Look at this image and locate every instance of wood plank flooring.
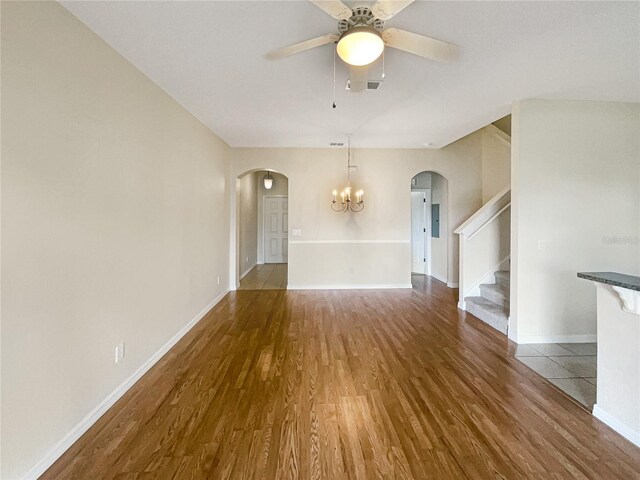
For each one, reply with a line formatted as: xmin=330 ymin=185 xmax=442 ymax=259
xmin=42 ymin=275 xmax=640 ymax=479
xmin=239 ymin=264 xmax=287 ymax=290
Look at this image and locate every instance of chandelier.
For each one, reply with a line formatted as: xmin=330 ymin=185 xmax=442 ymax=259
xmin=331 ymin=136 xmax=364 ymax=212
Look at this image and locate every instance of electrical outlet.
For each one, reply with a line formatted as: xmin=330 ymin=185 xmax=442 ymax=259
xmin=114 ymin=342 xmax=125 ymax=364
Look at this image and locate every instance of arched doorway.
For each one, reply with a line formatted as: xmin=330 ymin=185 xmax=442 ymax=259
xmin=235 ymin=169 xmax=289 ymax=290
xmin=410 ymin=171 xmax=449 ymax=287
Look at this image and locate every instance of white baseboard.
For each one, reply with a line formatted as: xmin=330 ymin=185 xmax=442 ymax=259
xmin=239 ymin=263 xmax=256 ymax=280
xmin=593 ymin=404 xmax=640 ymax=448
xmin=287 ymin=283 xmax=413 ymax=290
xmin=430 ymin=272 xmax=447 ymax=284
xmin=515 ymin=334 xmax=597 ymax=344
xmin=20 ymin=289 xmax=229 ymax=480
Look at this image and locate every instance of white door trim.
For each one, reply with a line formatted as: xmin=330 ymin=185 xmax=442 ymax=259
xmin=263 ymin=195 xmax=288 ymax=264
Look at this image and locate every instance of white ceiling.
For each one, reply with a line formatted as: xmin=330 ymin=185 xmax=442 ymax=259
xmin=61 ymin=1 xmax=639 ymax=148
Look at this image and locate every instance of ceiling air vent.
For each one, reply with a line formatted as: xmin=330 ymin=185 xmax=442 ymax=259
xmin=345 ymin=80 xmax=382 ymax=91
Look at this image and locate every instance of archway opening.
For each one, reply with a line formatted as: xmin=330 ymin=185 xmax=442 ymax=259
xmin=236 ymin=170 xmax=289 ymax=290
xmin=410 ymin=171 xmax=449 ymax=288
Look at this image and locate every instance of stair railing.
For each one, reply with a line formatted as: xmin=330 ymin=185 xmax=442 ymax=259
xmin=454 ymin=187 xmax=511 ymax=310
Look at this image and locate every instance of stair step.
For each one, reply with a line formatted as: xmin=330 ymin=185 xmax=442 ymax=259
xmin=494 ymin=270 xmax=510 ymax=288
xmin=480 ymin=283 xmax=510 ymax=308
xmin=465 ymin=297 xmax=508 ymax=335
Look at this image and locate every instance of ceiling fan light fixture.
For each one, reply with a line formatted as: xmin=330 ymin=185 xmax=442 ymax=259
xmin=336 ymin=27 xmax=384 ymax=67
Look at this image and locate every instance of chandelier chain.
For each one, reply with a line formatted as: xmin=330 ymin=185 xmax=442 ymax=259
xmin=331 ymin=135 xmax=364 ymax=213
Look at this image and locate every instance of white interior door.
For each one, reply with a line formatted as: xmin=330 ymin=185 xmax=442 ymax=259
xmin=264 ymin=196 xmax=288 ymax=263
xmin=411 ymin=190 xmax=431 ymax=274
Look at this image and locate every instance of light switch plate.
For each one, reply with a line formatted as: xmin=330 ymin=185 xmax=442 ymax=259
xmin=115 ymin=342 xmax=125 ymax=363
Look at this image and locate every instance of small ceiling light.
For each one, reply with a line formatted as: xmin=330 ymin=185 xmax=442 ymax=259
xmin=263 ymin=171 xmax=273 ymax=190
xmin=336 ymin=27 xmax=384 ymax=67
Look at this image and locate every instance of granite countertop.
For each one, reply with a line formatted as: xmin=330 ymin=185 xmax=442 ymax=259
xmin=577 ymin=272 xmax=640 ymax=292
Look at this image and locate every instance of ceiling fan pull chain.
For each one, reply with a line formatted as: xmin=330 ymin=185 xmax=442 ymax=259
xmin=332 ymin=44 xmax=337 ymax=108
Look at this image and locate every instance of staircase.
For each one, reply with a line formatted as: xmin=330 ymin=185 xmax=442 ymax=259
xmin=465 ymin=270 xmax=509 ymax=334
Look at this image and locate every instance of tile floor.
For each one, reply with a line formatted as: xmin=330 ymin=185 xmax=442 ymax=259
xmin=515 ymin=343 xmax=597 ymax=408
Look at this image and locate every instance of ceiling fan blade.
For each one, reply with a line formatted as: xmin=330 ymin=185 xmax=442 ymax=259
xmin=310 ymin=0 xmax=353 ymax=20
xmin=382 ymin=28 xmax=459 ymax=63
xmin=266 ymin=33 xmax=339 ymax=60
xmin=370 ymin=0 xmax=415 ymax=20
xmin=348 ymin=65 xmax=369 ymax=93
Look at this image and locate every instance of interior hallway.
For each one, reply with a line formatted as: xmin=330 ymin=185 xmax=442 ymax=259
xmin=42 ymin=277 xmax=640 ymax=479
xmin=239 ymin=264 xmax=287 ymax=290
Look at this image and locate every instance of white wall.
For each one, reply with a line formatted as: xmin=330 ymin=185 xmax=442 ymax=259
xmin=1 ymin=3 xmax=230 ymax=478
xmin=238 ymin=172 xmax=258 ymax=277
xmin=257 ymin=172 xmax=288 ymax=264
xmin=230 ymin=135 xmax=484 ymax=289
xmin=594 ymin=284 xmax=640 ymax=445
xmin=510 ymin=99 xmax=640 ymax=343
xmin=481 ymin=125 xmax=511 ymax=203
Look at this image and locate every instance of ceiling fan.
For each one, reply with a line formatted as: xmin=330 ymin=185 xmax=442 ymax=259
xmin=267 ymin=0 xmax=459 ymax=92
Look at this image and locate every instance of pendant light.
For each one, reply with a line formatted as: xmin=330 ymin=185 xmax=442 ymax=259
xmin=263 ymin=171 xmax=274 ymax=190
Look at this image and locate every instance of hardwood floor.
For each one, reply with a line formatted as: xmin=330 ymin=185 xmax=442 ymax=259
xmin=239 ymin=263 xmax=287 ymax=290
xmin=42 ymin=276 xmax=640 ymax=479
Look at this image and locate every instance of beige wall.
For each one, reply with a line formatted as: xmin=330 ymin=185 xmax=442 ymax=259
xmin=492 ymin=114 xmax=512 ymax=137
xmin=430 ymin=173 xmax=449 ymax=283
xmin=481 ymin=126 xmax=511 ymax=203
xmin=461 ymin=207 xmax=511 ymax=298
xmin=230 ymin=135 xmax=484 ymax=288
xmin=510 ymin=99 xmax=640 ymax=343
xmin=1 ymin=3 xmax=230 ymax=478
xmin=412 ymin=171 xmax=432 ymax=189
xmin=238 ymin=172 xmax=259 ymax=277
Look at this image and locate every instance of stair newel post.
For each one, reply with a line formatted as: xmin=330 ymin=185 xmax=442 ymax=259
xmin=458 ymin=233 xmax=466 ymax=310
